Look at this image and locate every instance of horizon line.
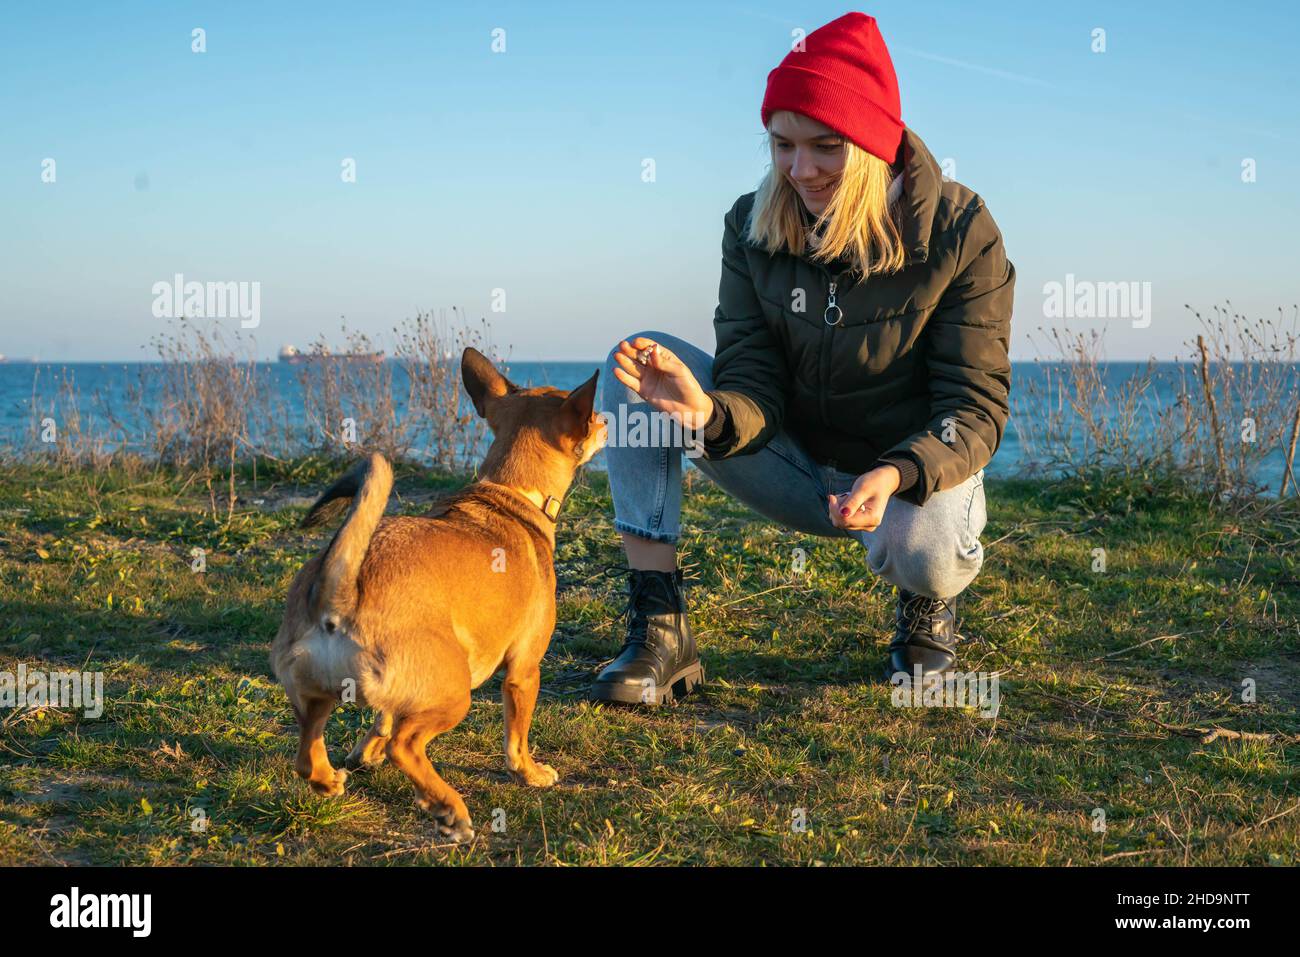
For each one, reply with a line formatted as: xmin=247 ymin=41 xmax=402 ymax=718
xmin=3 ymin=356 xmax=1298 ymax=366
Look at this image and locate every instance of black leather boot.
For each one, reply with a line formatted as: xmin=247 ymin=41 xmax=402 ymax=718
xmin=590 ymin=567 xmax=704 ymax=706
xmin=885 ymin=588 xmax=959 ymax=681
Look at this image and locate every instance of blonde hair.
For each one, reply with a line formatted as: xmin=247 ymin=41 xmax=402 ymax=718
xmin=746 ymin=132 xmax=906 ymax=279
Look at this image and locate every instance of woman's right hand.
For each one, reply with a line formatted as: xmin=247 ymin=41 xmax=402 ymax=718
xmin=611 ymin=337 xmax=714 ymax=431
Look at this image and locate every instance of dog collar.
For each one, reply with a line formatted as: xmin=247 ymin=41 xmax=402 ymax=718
xmin=483 ymin=480 xmax=562 ymax=523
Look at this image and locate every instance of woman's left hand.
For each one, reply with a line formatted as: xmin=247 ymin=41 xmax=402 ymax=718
xmin=827 ymin=465 xmax=901 ymax=532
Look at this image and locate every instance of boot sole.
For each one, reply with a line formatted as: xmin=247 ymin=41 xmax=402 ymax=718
xmin=882 ymin=660 xmax=957 ymax=683
xmin=589 ymin=661 xmax=705 ymax=706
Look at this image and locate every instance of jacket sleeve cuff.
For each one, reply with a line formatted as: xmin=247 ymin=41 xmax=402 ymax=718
xmin=702 ymin=393 xmax=729 ymax=442
xmin=875 ymin=454 xmax=920 ymax=495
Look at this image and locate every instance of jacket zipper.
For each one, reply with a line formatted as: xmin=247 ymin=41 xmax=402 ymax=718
xmin=818 ymin=265 xmax=846 ymax=428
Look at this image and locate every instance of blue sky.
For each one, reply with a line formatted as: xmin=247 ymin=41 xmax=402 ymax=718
xmin=2 ymin=0 xmax=1297 ymax=361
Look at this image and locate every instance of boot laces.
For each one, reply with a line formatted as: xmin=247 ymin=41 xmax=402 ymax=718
xmin=593 ymin=562 xmax=699 ymax=651
xmin=901 ymin=593 xmax=954 ymax=640
xmin=623 ymin=572 xmax=653 ymax=646
xmin=592 ymin=563 xmax=668 ymax=649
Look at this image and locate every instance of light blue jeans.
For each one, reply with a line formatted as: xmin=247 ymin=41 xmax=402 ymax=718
xmin=600 ymin=331 xmax=987 ymax=599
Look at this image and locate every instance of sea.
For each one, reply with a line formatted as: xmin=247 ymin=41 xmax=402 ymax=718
xmin=2 ymin=360 xmax=1298 ymax=494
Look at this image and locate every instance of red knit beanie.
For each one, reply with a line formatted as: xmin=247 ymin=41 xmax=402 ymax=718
xmin=760 ymin=12 xmax=904 ymax=164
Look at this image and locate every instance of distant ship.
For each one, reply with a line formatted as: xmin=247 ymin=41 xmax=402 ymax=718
xmin=278 ymin=344 xmax=385 ymax=365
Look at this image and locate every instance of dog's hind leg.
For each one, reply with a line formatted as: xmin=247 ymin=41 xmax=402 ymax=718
xmin=345 ymin=710 xmax=393 ymax=771
xmin=502 ymin=662 xmax=559 ymax=787
xmin=293 ymin=697 xmax=348 ymax=797
xmin=386 ymin=701 xmax=474 ymax=844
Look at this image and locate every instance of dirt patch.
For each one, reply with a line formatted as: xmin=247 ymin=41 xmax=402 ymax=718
xmin=1235 ymin=656 xmax=1300 ymax=710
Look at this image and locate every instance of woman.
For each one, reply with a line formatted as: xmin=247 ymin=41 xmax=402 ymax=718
xmin=591 ymin=12 xmax=1013 ymax=706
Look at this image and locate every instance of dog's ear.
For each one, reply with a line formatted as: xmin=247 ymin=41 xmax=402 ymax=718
xmin=559 ymin=369 xmax=600 ymax=436
xmin=462 ymin=347 xmax=516 ymax=418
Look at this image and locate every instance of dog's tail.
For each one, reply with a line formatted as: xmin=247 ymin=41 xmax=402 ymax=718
xmin=301 ymin=452 xmax=393 ymax=632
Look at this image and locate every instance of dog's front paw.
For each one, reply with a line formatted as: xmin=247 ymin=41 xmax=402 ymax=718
xmin=308 ymin=767 xmax=349 ymax=798
xmin=513 ymin=761 xmax=560 ymax=788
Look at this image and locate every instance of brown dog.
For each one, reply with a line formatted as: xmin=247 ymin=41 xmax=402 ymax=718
xmin=270 ymin=348 xmax=607 ymax=842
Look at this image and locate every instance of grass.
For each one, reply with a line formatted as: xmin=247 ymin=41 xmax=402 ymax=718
xmin=0 ymin=457 xmax=1297 ymax=866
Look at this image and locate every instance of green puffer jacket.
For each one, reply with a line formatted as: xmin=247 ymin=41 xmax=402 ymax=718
xmin=699 ymin=127 xmax=1014 ymax=508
